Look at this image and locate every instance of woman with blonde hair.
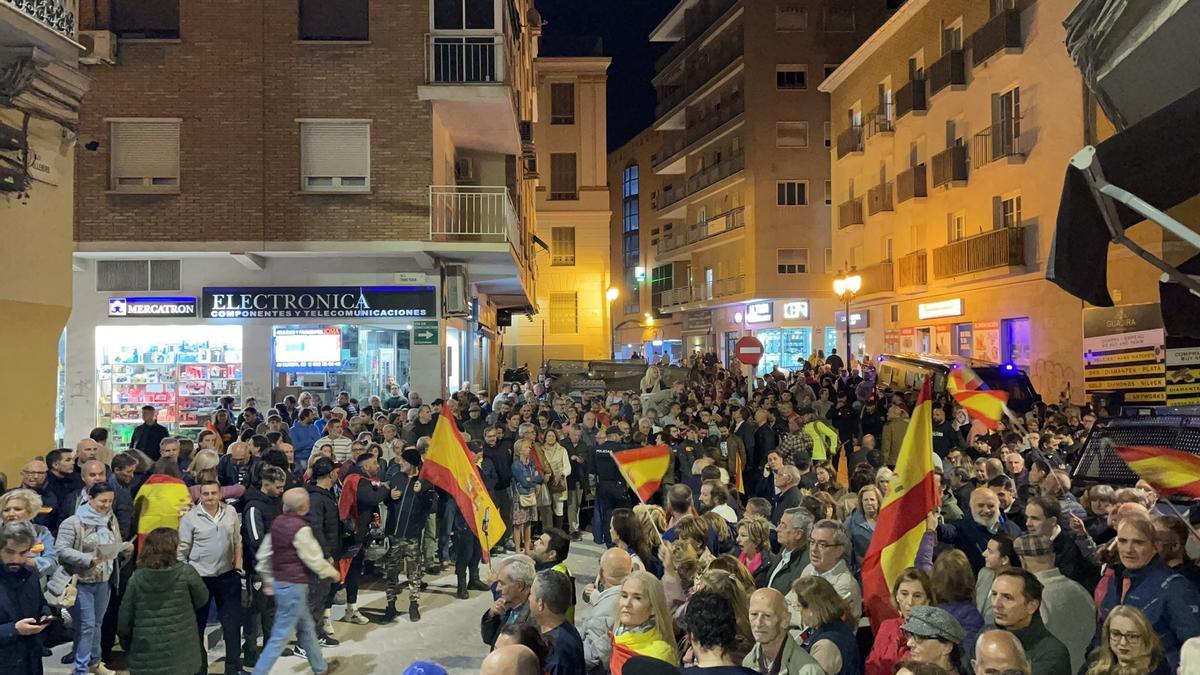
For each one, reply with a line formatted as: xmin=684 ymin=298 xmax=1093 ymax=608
xmin=792 ymin=576 xmax=860 ymax=675
xmin=735 ymin=515 xmax=774 ymax=588
xmin=875 ymin=467 xmax=896 ymax=498
xmin=609 ymin=571 xmax=678 ymax=675
xmin=672 ymin=515 xmax=716 ymax=569
xmin=511 ymin=438 xmax=543 ymax=554
xmin=1085 ymin=604 xmax=1170 ymax=675
xmin=185 ymin=449 xmax=245 ymax=503
xmin=0 ymin=489 xmax=58 ymax=580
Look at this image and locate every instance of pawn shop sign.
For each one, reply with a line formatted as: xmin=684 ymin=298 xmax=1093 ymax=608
xmin=734 ymin=336 xmax=765 ymax=366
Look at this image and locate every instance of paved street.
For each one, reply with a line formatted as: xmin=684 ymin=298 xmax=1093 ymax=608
xmin=45 ymin=540 xmax=606 ymax=675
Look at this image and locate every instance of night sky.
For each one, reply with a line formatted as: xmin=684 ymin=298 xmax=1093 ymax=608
xmin=536 ymin=0 xmax=677 ymax=151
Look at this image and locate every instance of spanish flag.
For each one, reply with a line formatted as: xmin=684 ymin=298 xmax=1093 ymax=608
xmin=612 ymin=445 xmax=671 ymax=503
xmin=1116 ymin=445 xmax=1200 ymax=498
xmin=421 ymin=403 xmax=505 ymax=562
xmin=860 ymin=377 xmax=939 ymax=629
xmin=730 ymin=443 xmax=745 ymax=495
xmin=947 ymin=364 xmax=1007 ymax=430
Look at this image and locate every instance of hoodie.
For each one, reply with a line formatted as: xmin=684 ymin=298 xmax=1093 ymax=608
xmin=240 ymin=486 xmax=282 ymax=576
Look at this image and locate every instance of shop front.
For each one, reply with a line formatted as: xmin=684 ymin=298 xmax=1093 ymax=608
xmin=66 ymin=270 xmax=447 ymax=447
xmin=714 ymin=300 xmax=827 ymax=376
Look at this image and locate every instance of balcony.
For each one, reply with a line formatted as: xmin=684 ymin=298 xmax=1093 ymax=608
xmin=970 ymin=9 xmax=1023 ymax=67
xmin=685 ymin=151 xmax=744 ymax=197
xmin=654 ymin=0 xmax=740 ymax=74
xmin=865 ymin=103 xmax=895 ymax=140
xmin=896 ymin=164 xmax=928 ymax=203
xmin=651 ymin=136 xmax=687 ymax=171
xmin=838 ymin=197 xmax=864 ymax=229
xmin=972 ymin=121 xmax=1024 ymax=169
xmin=419 ymin=33 xmax=520 ymax=155
xmin=867 ymin=182 xmax=894 ymax=216
xmin=656 ymin=206 xmax=745 ymax=258
xmin=656 ymin=184 xmax=687 ymax=213
xmin=1 ymin=0 xmax=79 ymax=59
xmin=429 ymin=185 xmax=519 ymax=249
xmin=931 ymin=145 xmax=969 ymax=188
xmin=932 ymin=226 xmax=1026 ymax=279
xmin=836 ymin=125 xmax=864 ymax=159
xmin=653 ymin=93 xmax=744 ymax=174
xmin=654 ymin=32 xmax=744 ymax=122
xmin=896 ymin=78 xmax=927 ymax=118
xmin=898 ymin=250 xmax=928 ymax=289
xmin=860 ymin=261 xmax=895 ymax=295
xmin=928 ymin=50 xmax=966 ymax=97
xmin=659 ymin=274 xmax=746 ymax=311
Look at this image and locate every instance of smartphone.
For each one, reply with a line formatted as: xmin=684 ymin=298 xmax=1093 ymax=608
xmin=34 ymin=616 xmax=52 ymax=625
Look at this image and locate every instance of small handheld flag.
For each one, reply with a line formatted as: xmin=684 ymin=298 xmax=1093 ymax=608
xmin=947 ymin=364 xmax=1008 ymax=430
xmin=1116 ymin=445 xmax=1200 ymax=498
xmin=612 ymin=445 xmax=671 ymax=503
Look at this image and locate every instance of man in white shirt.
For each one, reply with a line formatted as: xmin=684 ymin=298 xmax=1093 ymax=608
xmin=179 ymin=480 xmax=244 ymax=673
xmin=320 ymin=418 xmax=353 ymax=463
xmin=797 ymin=519 xmax=862 ymax=626
xmin=698 ymin=479 xmax=738 ymax=524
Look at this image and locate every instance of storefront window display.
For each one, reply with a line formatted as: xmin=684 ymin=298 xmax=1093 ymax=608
xmin=756 ymin=328 xmax=812 ymax=375
xmin=96 ymin=325 xmax=243 ymax=448
xmin=271 ymin=324 xmax=410 ymax=407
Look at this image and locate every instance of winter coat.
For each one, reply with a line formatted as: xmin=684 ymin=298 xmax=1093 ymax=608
xmin=0 ymin=565 xmax=50 ymax=675
xmin=240 ymin=487 xmax=282 ymax=577
xmin=541 ymin=443 xmax=572 ymax=503
xmin=881 ymin=417 xmax=909 ymax=466
xmin=117 ymin=563 xmax=208 ymax=675
xmin=382 ymin=468 xmax=434 ymax=540
xmin=1096 ymin=556 xmax=1200 ymax=670
xmin=305 ymin=483 xmax=341 ymax=559
xmin=54 ymin=510 xmax=122 ymax=584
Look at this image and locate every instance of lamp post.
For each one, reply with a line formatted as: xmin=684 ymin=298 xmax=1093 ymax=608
xmin=833 ymin=268 xmax=862 ymax=367
xmin=606 ymin=286 xmax=620 ymax=359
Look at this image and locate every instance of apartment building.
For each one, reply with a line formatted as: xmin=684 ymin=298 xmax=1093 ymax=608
xmin=608 ymin=127 xmax=676 ymax=361
xmin=1 ymin=0 xmax=90 ymax=467
xmin=820 ymin=0 xmax=1111 ymax=398
xmin=503 ymin=53 xmax=613 ymax=370
xmin=64 ymin=0 xmax=541 ymax=446
xmin=642 ymin=0 xmax=894 ymax=370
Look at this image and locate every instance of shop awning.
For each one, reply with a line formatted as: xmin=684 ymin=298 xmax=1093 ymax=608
xmin=1048 ymin=86 xmax=1200 ymax=326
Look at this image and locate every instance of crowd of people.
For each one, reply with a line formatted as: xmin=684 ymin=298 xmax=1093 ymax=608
xmin=4 ymin=348 xmax=1200 ymax=675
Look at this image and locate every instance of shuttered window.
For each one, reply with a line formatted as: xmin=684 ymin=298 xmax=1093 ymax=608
xmin=548 ymin=292 xmax=578 ymax=334
xmin=96 ymin=259 xmax=181 ymax=291
xmin=549 ymin=153 xmax=577 ymax=200
xmin=551 ymin=83 xmax=575 ymax=124
xmin=109 ymin=120 xmax=180 ymax=193
xmin=300 ymin=121 xmax=371 ymax=193
xmin=551 ymin=227 xmax=576 ymax=266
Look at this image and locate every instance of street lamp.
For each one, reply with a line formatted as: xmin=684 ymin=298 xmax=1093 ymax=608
xmin=833 ymin=269 xmax=862 ymax=365
xmin=606 ymin=287 xmax=620 ymax=358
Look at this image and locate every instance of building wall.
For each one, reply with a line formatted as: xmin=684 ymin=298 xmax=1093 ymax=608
xmin=823 ymin=0 xmax=1114 ymax=399
xmin=504 ymin=57 xmax=613 ymax=371
xmin=75 ymin=0 xmax=434 ymax=243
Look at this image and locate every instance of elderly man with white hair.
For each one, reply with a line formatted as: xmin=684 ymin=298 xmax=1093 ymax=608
xmin=798 ymin=519 xmax=862 ymax=625
xmin=770 ymin=465 xmax=803 ymax=525
xmin=480 ymin=555 xmax=539 ymax=649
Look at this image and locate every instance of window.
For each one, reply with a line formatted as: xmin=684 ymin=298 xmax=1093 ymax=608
xmin=624 ymin=269 xmax=641 ymax=315
xmin=991 ymin=0 xmax=1017 ymax=16
xmin=1000 ymin=193 xmax=1022 ymax=229
xmin=777 ymin=248 xmax=809 ymax=274
xmin=775 ymin=5 xmax=807 ymax=30
xmin=949 ymin=211 xmax=966 ymax=241
xmin=300 ymin=0 xmax=368 ymax=41
xmin=433 ymin=0 xmax=495 ymax=30
xmin=548 ymin=293 xmax=578 ymax=334
xmin=776 ymin=65 xmax=808 ymax=90
xmin=777 ymin=180 xmax=808 ymax=206
xmin=551 ymin=83 xmax=576 ymax=125
xmin=824 ymin=180 xmax=832 ymax=205
xmin=824 ymin=121 xmax=832 ymax=148
xmin=551 ymin=227 xmax=576 ymax=265
xmin=941 ymin=18 xmax=963 ymax=54
xmin=823 ymin=8 xmax=855 ymax=32
xmin=111 ymin=0 xmax=180 ymax=39
xmin=776 ymin=122 xmax=809 ymax=148
xmin=994 ymin=87 xmax=1021 ymax=155
xmin=550 ymin=153 xmax=577 ymax=200
xmin=300 ymin=121 xmax=371 ymax=193
xmin=109 ymin=120 xmax=181 ymax=193
xmin=622 ymin=163 xmax=639 ymax=198
xmin=623 ymin=232 xmax=640 ymax=269
xmin=650 ymin=264 xmax=674 ymax=308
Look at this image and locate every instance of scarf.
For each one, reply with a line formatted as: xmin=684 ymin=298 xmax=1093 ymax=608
xmin=614 ymin=617 xmax=657 ymax=639
xmin=76 ymin=503 xmax=115 ymax=545
xmin=739 ymin=550 xmax=764 ymax=575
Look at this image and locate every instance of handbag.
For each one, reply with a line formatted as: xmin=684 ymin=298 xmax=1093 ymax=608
xmin=548 ymin=474 xmax=568 ymax=494
xmin=47 ymin=569 xmax=79 ymax=608
xmin=518 ymin=490 xmax=538 ymax=508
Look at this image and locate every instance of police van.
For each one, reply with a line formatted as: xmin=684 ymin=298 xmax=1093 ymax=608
xmin=874 ymin=353 xmax=1042 ymax=415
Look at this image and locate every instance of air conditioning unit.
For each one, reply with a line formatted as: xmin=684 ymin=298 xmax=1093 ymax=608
xmin=522 ymin=154 xmax=538 ymax=179
xmin=454 ymin=158 xmax=476 ymax=184
xmin=79 ymin=31 xmax=118 ymax=65
xmin=443 ymin=263 xmax=470 ymax=316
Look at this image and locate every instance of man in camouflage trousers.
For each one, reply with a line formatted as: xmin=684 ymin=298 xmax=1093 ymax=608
xmin=382 ymin=448 xmax=434 ymax=622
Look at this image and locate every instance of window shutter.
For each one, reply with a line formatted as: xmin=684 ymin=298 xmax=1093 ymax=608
xmin=111 ymin=121 xmax=180 ymax=187
xmin=301 ymin=122 xmax=371 ymax=189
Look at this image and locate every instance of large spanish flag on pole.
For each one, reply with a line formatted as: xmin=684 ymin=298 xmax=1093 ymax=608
xmin=1117 ymin=445 xmax=1200 ymax=498
xmin=947 ymin=364 xmax=1008 ymax=430
xmin=612 ymin=445 xmax=671 ymax=503
xmin=421 ymin=403 xmax=505 ymax=562
xmin=860 ymin=377 xmax=939 ymax=629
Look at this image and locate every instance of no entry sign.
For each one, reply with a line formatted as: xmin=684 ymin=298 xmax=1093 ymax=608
xmin=734 ymin=336 xmax=765 ymax=366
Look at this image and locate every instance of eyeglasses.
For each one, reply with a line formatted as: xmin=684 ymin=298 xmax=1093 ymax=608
xmin=809 ymin=539 xmax=843 ymax=551
xmin=1109 ymin=630 xmax=1143 ymax=645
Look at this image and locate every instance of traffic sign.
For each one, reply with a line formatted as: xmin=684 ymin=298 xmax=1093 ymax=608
xmin=734 ymin=336 xmax=765 ymax=366
xmin=412 ymin=319 xmax=439 ymax=346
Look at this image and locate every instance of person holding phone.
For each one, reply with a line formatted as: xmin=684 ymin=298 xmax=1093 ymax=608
xmin=0 ymin=521 xmax=53 ymax=675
